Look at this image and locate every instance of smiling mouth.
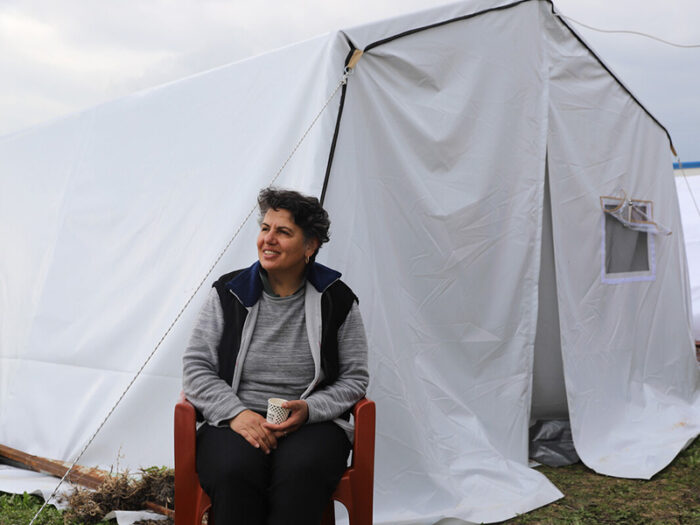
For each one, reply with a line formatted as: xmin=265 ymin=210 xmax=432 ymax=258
xmin=262 ymin=250 xmax=278 ymax=255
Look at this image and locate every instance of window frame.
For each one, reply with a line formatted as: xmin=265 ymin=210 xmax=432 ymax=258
xmin=600 ymin=195 xmax=656 ymax=284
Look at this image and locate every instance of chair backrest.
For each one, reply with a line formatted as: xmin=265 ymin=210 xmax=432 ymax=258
xmin=324 ymin=397 xmax=375 ymax=525
xmin=348 ymin=398 xmax=376 ymax=497
xmin=174 ymin=392 xmax=211 ymax=525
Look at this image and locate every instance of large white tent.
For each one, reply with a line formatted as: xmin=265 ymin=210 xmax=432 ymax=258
xmin=1 ymin=0 xmax=698 ymax=523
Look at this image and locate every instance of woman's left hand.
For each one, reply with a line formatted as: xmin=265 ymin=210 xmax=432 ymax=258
xmin=263 ymin=399 xmax=309 ymax=438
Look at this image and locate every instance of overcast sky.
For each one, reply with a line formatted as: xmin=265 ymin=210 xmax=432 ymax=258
xmin=1 ymin=0 xmax=699 ymax=160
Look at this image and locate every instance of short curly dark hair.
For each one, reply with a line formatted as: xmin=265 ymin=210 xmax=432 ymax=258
xmin=257 ymin=187 xmax=330 ymax=261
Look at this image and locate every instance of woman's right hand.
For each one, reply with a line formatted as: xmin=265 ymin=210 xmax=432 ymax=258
xmin=229 ymin=410 xmax=277 ymax=454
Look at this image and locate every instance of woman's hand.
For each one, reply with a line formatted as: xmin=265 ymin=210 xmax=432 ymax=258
xmin=263 ymin=400 xmax=309 ymax=439
xmin=229 ymin=409 xmax=277 ymax=454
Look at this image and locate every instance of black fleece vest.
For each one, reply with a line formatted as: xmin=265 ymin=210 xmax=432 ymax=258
xmin=212 ymin=270 xmax=358 ymax=391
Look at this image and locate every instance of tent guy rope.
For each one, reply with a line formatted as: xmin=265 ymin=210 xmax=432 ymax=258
xmin=28 ymin=58 xmax=361 ymax=525
xmin=555 ymin=12 xmax=700 ymax=49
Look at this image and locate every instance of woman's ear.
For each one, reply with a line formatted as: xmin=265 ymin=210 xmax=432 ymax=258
xmin=305 ymin=237 xmax=320 ymax=259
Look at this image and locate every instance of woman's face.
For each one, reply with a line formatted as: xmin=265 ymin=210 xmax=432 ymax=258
xmin=257 ymin=208 xmax=318 ymax=277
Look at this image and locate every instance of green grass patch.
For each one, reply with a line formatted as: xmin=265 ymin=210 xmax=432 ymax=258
xmin=0 ymin=491 xmax=110 ymax=525
xmin=502 ymin=437 xmax=700 ymax=524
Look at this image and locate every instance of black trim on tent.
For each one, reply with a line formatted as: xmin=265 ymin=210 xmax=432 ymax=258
xmin=544 ymin=1 xmax=675 ymax=153
xmin=320 ymin=47 xmax=357 ymax=206
xmin=321 ymin=0 xmax=675 ymax=203
xmin=364 ymin=0 xmax=532 ymax=52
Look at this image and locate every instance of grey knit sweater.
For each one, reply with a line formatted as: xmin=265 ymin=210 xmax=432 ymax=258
xmin=182 ymin=281 xmax=369 ymax=436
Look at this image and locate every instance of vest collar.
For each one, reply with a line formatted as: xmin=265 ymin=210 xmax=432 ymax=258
xmin=226 ymin=260 xmax=341 ymax=307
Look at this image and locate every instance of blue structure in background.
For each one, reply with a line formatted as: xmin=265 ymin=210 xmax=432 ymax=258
xmin=674 ymin=161 xmax=700 ymax=169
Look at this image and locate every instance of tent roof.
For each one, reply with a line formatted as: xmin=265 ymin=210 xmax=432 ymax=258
xmin=339 ymin=0 xmax=674 ymax=150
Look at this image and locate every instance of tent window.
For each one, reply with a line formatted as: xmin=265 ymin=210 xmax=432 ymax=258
xmin=600 ymin=195 xmax=657 ymax=284
xmin=604 ymin=203 xmax=649 ymax=273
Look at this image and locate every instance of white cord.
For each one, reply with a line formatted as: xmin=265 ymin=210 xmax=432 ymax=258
xmin=28 ymin=65 xmax=354 ymax=525
xmin=556 ymin=12 xmax=700 ymax=48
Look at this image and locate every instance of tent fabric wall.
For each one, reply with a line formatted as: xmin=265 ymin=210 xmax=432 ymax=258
xmin=676 ymin=173 xmax=700 ymax=341
xmin=1 ymin=1 xmax=698 ymax=524
xmin=544 ymin=9 xmax=699 ymax=478
xmin=322 ymin=3 xmax=564 ymax=522
xmin=0 ymin=32 xmax=348 ymax=467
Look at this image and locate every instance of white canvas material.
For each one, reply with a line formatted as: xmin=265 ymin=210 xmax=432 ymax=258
xmin=676 ymin=174 xmax=700 ymax=341
xmin=1 ymin=1 xmax=698 ymax=524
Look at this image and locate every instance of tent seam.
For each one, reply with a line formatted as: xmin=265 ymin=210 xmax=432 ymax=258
xmin=320 ymin=43 xmax=356 ymax=205
xmin=545 ymin=0 xmax=675 ymax=154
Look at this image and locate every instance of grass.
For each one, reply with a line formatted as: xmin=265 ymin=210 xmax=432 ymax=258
xmin=501 ymin=437 xmax=700 ymax=524
xmin=0 ymin=491 xmax=115 ymax=525
xmin=0 ymin=492 xmax=64 ymax=525
xmin=1 ymin=440 xmax=698 ymax=524
xmin=0 ymin=492 xmax=111 ymax=525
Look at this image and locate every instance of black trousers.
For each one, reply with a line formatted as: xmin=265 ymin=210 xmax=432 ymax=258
xmin=196 ymin=421 xmax=351 ymax=525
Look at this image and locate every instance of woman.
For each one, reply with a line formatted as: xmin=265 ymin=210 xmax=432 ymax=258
xmin=182 ymin=187 xmax=369 ymax=525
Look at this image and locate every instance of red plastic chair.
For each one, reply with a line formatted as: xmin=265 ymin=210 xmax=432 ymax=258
xmin=174 ymin=393 xmax=375 ymax=525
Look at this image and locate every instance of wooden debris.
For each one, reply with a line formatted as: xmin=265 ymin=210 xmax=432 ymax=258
xmin=0 ymin=443 xmax=106 ymax=490
xmin=145 ymin=501 xmax=175 ymax=518
xmin=0 ymin=444 xmax=175 ymax=519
